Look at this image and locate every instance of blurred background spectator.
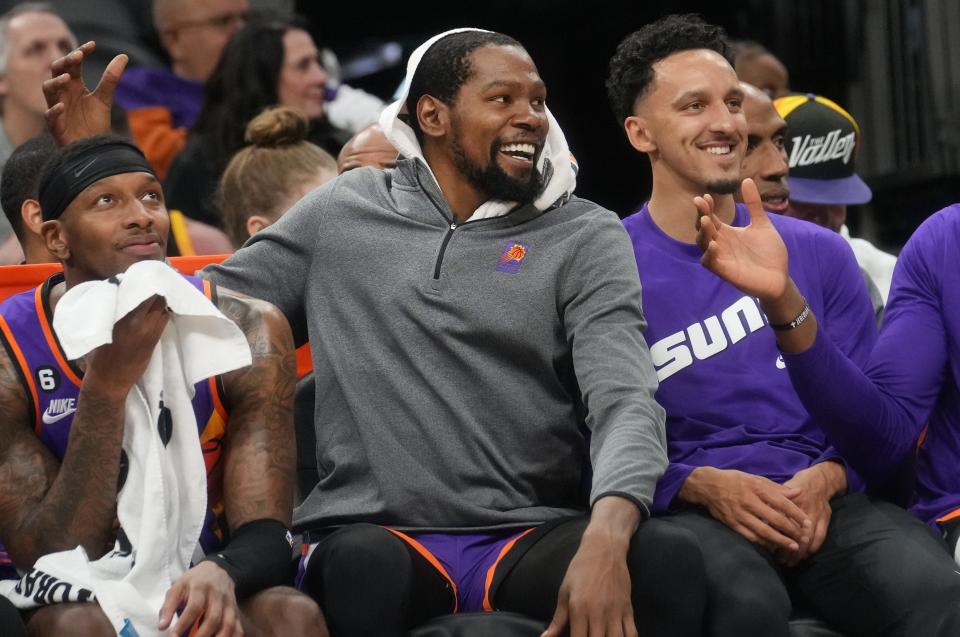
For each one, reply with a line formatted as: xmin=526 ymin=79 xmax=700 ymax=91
xmin=336 ymin=123 xmax=397 ymax=174
xmin=0 ymin=0 xmax=953 ymax=253
xmin=0 ymin=2 xmax=74 ymax=243
xmin=163 ymin=13 xmax=349 ymax=229
xmin=219 ymin=106 xmax=337 ymax=249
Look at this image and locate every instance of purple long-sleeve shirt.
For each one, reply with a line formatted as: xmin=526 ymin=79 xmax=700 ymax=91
xmin=785 ymin=205 xmax=960 ymax=526
xmin=623 ymin=203 xmax=877 ymax=513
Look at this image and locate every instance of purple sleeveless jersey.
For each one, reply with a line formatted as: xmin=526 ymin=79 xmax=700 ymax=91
xmin=0 ymin=273 xmax=230 ymax=579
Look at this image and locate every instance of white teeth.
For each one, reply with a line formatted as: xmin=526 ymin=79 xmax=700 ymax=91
xmin=706 ymin=146 xmax=731 ymax=155
xmin=501 ymin=143 xmax=536 ymax=156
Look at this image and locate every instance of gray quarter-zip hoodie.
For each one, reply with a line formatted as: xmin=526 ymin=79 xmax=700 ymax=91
xmin=202 ymin=158 xmax=666 ymax=531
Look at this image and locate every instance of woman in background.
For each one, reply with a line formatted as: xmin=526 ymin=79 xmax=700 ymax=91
xmin=220 ymin=106 xmax=337 ymax=249
xmin=165 ymin=13 xmax=349 ymax=228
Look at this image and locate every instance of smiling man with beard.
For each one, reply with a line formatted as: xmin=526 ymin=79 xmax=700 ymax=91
xmin=202 ymin=28 xmax=706 ymax=637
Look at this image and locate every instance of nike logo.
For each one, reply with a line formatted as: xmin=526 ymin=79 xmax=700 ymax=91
xmin=42 ymin=398 xmax=77 ymax=425
xmin=776 ymin=355 xmax=786 ymax=370
xmin=74 ymin=158 xmax=98 ymax=177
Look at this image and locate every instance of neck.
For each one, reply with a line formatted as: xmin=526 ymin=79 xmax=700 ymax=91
xmin=646 ymin=170 xmax=737 ymax=244
xmin=422 ymin=144 xmax=485 ymax=224
xmin=171 ymin=60 xmax=204 ymax=84
xmin=3 ymin=103 xmax=45 ymax=146
xmin=23 ymin=237 xmax=58 ymax=267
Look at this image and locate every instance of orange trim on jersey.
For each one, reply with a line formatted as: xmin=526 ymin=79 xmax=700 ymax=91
xmin=917 ymin=425 xmax=929 ymax=449
xmin=936 ymin=508 xmax=960 ymax=524
xmin=34 ymin=286 xmax=82 ymax=387
xmin=383 ymin=527 xmax=459 ymax=613
xmin=482 ymin=528 xmax=535 ymax=611
xmin=0 ymin=315 xmax=41 ymax=433
xmin=202 ymin=278 xmax=213 ymax=301
xmin=208 ymin=376 xmax=228 ymax=422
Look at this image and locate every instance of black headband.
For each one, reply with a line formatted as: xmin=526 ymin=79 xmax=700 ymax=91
xmin=38 ymin=141 xmax=156 ymax=221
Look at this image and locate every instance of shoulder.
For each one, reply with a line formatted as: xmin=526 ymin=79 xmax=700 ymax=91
xmin=768 ymin=211 xmax=854 ymax=260
xmin=214 ymin=287 xmax=289 ymax=336
xmin=546 ymin=196 xmax=625 ymax=232
xmin=905 ymin=205 xmax=960 ymax=255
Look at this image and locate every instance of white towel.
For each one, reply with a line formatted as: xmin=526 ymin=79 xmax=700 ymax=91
xmin=378 ymin=27 xmax=578 ymax=221
xmin=0 ymin=260 xmax=251 ymax=636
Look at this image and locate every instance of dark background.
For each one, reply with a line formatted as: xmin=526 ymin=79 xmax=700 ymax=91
xmin=16 ymin=0 xmax=958 ymax=250
xmin=301 ymin=0 xmax=960 ymax=250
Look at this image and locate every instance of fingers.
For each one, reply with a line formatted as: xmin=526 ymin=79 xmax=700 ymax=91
xmin=94 ymin=53 xmax=129 ymax=104
xmin=49 ymin=42 xmax=94 ymax=80
xmin=739 ymin=514 xmax=801 ymax=552
xmin=739 ymin=178 xmax=770 ymax=225
xmin=807 ymin=509 xmax=830 ymax=555
xmin=157 ymin=582 xmax=184 ymax=630
xmin=194 ymin=597 xmax=224 ymax=637
xmin=623 ymin=613 xmax=639 ymax=637
xmin=42 ymin=72 xmax=71 ymax=110
xmin=171 ymin=595 xmax=205 ymax=636
xmin=541 ymin=598 xmax=569 ymax=637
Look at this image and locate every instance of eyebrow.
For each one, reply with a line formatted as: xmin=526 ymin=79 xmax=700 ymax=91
xmin=672 ymin=90 xmax=709 ymax=106
xmin=481 ymin=79 xmax=546 ymax=92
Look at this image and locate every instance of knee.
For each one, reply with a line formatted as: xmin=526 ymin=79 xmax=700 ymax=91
xmin=27 ymin=603 xmax=113 ymax=637
xmin=314 ymin=524 xmax=409 ymax=575
xmin=628 ymin=521 xmax=705 ymax=589
xmin=245 ymin=586 xmax=328 ymax=637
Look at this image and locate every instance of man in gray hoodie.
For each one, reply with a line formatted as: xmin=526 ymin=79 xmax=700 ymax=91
xmin=203 ymin=29 xmax=704 ymax=637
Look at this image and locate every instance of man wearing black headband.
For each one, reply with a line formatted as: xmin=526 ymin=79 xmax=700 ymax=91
xmin=0 ymin=134 xmax=327 ymax=636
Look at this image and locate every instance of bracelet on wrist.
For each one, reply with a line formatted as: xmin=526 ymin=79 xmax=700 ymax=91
xmin=769 ymin=298 xmax=810 ymax=331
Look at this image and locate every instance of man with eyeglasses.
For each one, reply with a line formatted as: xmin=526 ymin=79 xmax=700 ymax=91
xmin=113 ymin=0 xmax=247 ymax=179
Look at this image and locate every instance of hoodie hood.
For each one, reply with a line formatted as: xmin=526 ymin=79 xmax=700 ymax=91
xmin=378 ymin=28 xmax=577 ymax=221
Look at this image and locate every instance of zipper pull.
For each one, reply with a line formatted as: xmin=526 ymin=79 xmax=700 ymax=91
xmin=450 ymin=223 xmax=457 ymax=230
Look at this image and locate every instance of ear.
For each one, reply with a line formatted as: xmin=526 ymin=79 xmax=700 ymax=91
xmin=624 ymin=115 xmax=657 ymax=154
xmin=246 ymin=215 xmax=272 ymax=238
xmin=21 ymin=199 xmax=43 ymax=235
xmin=40 ymin=220 xmax=69 ymax=261
xmin=416 ymin=95 xmax=449 ymax=140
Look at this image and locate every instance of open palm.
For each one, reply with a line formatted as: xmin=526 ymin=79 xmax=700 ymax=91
xmin=696 ymin=178 xmax=790 ymax=301
xmin=42 ymin=41 xmax=127 ymax=146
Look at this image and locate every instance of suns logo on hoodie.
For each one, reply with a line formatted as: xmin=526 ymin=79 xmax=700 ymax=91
xmin=497 ymin=242 xmax=528 ymax=274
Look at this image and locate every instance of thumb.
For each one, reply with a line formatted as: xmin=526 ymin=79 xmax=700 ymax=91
xmin=541 ymin=596 xmax=569 ymax=637
xmin=740 ymin=178 xmax=771 ymax=226
xmin=94 ymin=53 xmax=128 ymax=103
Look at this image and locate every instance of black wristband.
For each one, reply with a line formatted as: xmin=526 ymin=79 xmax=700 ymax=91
xmin=201 ymin=518 xmax=295 ymax=600
xmin=769 ymin=298 xmax=811 ymax=331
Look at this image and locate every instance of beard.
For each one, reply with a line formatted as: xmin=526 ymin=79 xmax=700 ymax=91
xmin=451 ymin=133 xmax=544 ymax=204
xmin=705 ymin=178 xmax=741 ymax=195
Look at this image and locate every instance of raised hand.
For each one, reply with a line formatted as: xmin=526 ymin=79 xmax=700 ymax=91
xmin=42 ymin=40 xmax=128 ymax=146
xmin=696 ymin=178 xmax=790 ymax=303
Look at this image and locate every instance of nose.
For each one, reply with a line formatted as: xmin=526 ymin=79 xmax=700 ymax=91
xmin=311 ymin=61 xmax=328 ymax=87
xmin=759 ymin=143 xmax=789 ymax=180
xmin=123 ymin=200 xmax=156 ymax=229
xmin=511 ymin=100 xmax=547 ymax=132
xmin=709 ymin=103 xmax=740 ymax=136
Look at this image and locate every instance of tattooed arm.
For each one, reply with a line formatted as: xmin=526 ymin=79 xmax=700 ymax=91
xmin=158 ymin=290 xmax=296 ymax=635
xmin=0 ymin=296 xmax=169 ymax=567
xmin=216 ymin=289 xmax=296 ymax=529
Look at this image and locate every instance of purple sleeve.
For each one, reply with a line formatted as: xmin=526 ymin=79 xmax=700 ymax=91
xmin=784 ymin=221 xmax=946 ymax=484
xmin=652 ymin=462 xmax=696 ymax=514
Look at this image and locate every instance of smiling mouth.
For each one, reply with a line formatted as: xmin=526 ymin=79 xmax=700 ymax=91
xmin=761 ymin=190 xmax=790 ymax=212
xmin=704 ymin=145 xmax=733 ymax=156
xmin=499 ymin=143 xmax=537 ymax=163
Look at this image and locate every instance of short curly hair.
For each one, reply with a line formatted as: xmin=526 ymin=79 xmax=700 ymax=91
xmin=606 ymin=14 xmax=730 ymax=125
xmin=405 ymin=30 xmax=522 ymax=139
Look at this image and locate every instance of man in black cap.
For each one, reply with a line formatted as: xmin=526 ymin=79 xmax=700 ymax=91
xmin=775 ymin=93 xmax=897 ymax=305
